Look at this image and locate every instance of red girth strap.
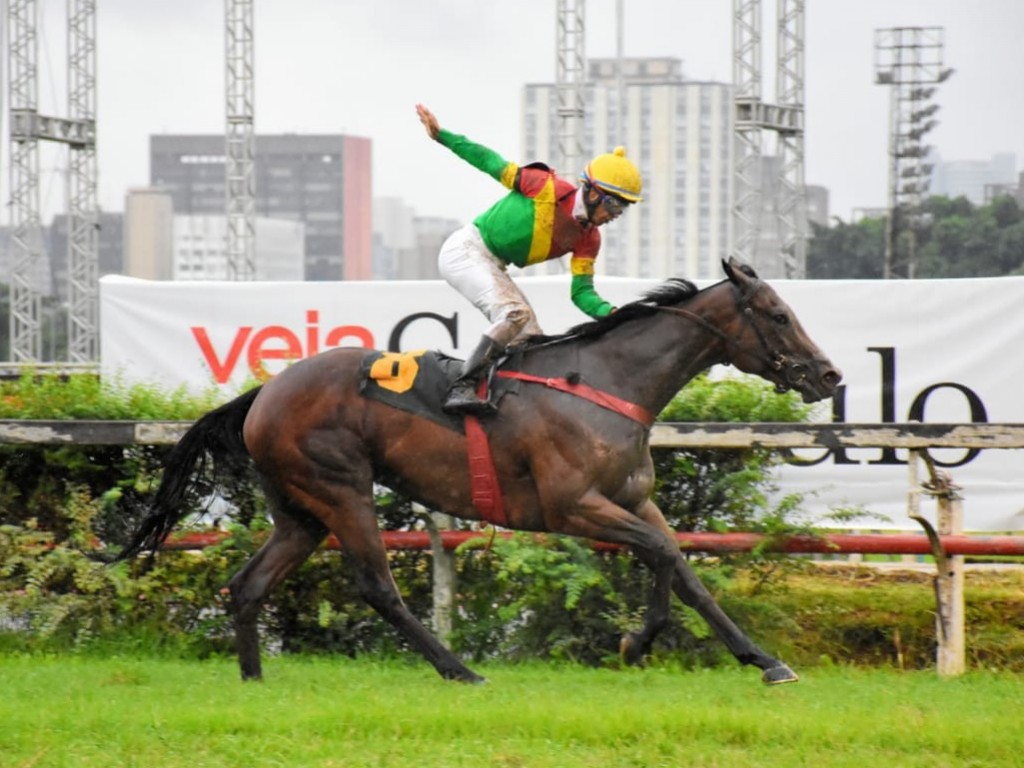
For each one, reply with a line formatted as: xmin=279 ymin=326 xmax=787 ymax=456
xmin=463 ymin=413 xmax=508 ymax=527
xmin=496 ymin=370 xmax=655 ymax=427
xmin=463 ymin=371 xmax=653 ymax=527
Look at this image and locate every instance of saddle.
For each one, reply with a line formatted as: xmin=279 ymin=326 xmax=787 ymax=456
xmin=358 ymin=349 xmax=511 ymax=433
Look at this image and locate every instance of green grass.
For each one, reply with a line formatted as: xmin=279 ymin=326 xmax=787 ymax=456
xmin=1 ymin=656 xmax=1021 ymax=767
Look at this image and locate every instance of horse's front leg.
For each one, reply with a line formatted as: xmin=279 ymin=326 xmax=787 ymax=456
xmin=634 ymin=501 xmax=798 ymax=684
xmin=672 ymin=557 xmax=797 ymax=683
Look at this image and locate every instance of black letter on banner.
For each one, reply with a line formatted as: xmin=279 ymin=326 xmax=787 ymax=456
xmin=868 ymin=346 xmax=904 ymax=466
xmin=785 ymin=384 xmax=859 ymax=467
xmin=388 ymin=312 xmax=459 ymax=352
xmin=908 ymin=383 xmax=988 ymax=467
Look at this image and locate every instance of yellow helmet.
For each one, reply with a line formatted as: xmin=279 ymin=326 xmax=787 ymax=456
xmin=580 ymin=146 xmax=643 ymax=203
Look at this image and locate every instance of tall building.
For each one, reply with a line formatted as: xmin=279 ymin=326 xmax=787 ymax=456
xmin=411 ymin=216 xmax=460 ymax=280
xmin=372 ymin=196 xmax=458 ymax=280
xmin=931 ymin=152 xmax=1018 ymax=205
xmin=150 ymin=134 xmax=372 ymax=280
xmin=124 ymin=188 xmax=174 ymax=280
xmin=805 ymin=185 xmax=830 ymax=229
xmin=172 ymin=216 xmax=305 ymax=281
xmin=983 ymin=170 xmax=1024 ymax=205
xmin=373 ymin=197 xmax=416 ymax=280
xmin=523 ymin=57 xmax=734 ymax=279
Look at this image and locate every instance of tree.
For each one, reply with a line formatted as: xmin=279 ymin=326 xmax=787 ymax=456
xmin=806 ymin=217 xmax=884 ymax=278
xmin=808 ymin=194 xmax=1024 ymax=279
xmin=990 ymin=195 xmax=1022 ymax=229
xmin=1000 ymin=222 xmax=1024 ymax=275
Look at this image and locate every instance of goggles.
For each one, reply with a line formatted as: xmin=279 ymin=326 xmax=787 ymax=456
xmin=597 ymin=189 xmax=629 ymax=216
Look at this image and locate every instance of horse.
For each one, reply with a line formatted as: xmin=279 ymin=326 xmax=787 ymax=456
xmin=119 ymin=257 xmax=841 ymax=685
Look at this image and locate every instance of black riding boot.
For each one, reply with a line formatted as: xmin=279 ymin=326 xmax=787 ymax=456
xmin=443 ymin=336 xmax=504 ymax=416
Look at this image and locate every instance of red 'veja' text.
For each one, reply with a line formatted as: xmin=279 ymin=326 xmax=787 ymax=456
xmin=191 ymin=310 xmax=373 ymax=383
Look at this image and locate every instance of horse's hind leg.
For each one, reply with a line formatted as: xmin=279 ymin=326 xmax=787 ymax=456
xmin=619 ymin=559 xmax=674 ymax=666
xmin=318 ymin=483 xmax=485 ymax=684
xmin=228 ymin=501 xmax=327 ymax=681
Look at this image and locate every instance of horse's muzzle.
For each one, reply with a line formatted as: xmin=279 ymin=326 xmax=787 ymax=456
xmin=797 ymin=362 xmax=842 ymax=403
xmin=775 ymin=358 xmax=842 ymax=403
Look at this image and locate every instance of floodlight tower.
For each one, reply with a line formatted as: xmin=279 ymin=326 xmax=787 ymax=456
xmin=67 ymin=0 xmax=99 ymax=362
xmin=732 ymin=0 xmax=763 ymax=271
xmin=774 ymin=0 xmax=806 ymax=276
xmin=732 ymin=0 xmax=807 ymax=278
xmin=225 ymin=0 xmax=256 ymax=280
xmin=555 ymin=0 xmax=585 ymax=180
xmin=874 ymin=27 xmax=950 ymax=279
xmin=6 ymin=0 xmax=44 ymax=362
xmin=6 ymin=0 xmax=98 ymax=362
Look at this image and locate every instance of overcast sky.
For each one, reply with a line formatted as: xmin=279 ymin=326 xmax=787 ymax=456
xmin=15 ymin=0 xmax=1024 ymax=229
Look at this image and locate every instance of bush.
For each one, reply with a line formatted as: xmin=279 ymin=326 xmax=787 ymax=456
xmin=0 ymin=371 xmax=230 ymax=547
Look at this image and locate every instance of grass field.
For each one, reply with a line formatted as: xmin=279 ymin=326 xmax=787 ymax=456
xmin=1 ymin=655 xmax=1021 ymax=767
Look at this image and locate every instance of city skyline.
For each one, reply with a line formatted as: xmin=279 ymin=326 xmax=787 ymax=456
xmin=1 ymin=0 xmax=1021 ymax=232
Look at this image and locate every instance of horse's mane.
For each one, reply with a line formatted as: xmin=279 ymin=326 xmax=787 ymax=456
xmin=517 ymin=277 xmax=701 ymax=350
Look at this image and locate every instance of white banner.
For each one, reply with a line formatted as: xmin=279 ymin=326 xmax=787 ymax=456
xmin=100 ymin=274 xmax=1024 ymax=532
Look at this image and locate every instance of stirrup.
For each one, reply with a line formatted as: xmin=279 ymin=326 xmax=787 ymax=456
xmin=442 ymin=385 xmax=497 ymax=416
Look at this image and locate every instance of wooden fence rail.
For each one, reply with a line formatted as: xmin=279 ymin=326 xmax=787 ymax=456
xmin=4 ymin=420 xmax=1024 ymax=449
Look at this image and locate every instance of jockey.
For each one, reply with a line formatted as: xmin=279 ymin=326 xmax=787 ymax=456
xmin=415 ymin=103 xmax=643 ymax=416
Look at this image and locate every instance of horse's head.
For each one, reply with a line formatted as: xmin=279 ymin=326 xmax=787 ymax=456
xmin=720 ymin=257 xmax=842 ymax=403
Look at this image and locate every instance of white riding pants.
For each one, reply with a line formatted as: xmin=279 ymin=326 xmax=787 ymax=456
xmin=437 ymin=224 xmax=544 ymax=347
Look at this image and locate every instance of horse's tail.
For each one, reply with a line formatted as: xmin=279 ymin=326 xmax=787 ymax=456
xmin=116 ymin=386 xmax=262 ymax=562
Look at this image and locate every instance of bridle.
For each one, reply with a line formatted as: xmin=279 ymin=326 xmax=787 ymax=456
xmin=653 ymin=279 xmax=807 ymax=394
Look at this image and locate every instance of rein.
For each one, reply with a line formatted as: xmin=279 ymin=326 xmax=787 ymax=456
xmin=653 ymin=281 xmax=791 ymax=387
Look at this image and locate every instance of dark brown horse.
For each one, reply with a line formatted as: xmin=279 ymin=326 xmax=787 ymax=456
xmin=120 ymin=257 xmax=840 ymax=685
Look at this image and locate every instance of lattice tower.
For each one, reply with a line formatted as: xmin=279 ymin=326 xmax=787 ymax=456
xmin=555 ymin=0 xmax=585 ymax=181
xmin=225 ymin=0 xmax=256 ymax=280
xmin=732 ymin=0 xmax=806 ymax=278
xmin=6 ymin=0 xmax=98 ymax=362
xmin=6 ymin=0 xmax=43 ymax=361
xmin=67 ymin=0 xmax=99 ymax=362
xmin=874 ymin=27 xmax=947 ymax=279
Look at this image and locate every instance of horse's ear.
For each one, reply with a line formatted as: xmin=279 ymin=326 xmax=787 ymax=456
xmin=722 ymin=256 xmax=758 ymax=285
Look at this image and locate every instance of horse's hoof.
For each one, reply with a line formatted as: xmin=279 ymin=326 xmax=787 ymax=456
xmin=619 ymin=633 xmax=646 ymax=666
xmin=443 ymin=668 xmax=488 ymax=684
xmin=761 ymin=664 xmax=799 ymax=685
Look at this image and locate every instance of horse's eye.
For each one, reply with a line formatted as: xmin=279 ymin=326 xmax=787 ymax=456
xmin=773 ymin=313 xmax=789 ymax=326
